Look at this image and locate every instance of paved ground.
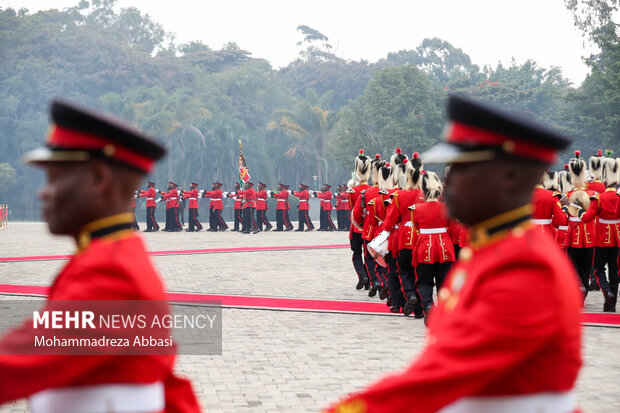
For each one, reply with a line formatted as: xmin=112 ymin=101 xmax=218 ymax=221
xmin=0 ymin=222 xmax=619 ymax=412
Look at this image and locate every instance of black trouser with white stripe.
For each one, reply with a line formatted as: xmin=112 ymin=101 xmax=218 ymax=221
xmin=188 ymin=208 xmax=202 ymax=231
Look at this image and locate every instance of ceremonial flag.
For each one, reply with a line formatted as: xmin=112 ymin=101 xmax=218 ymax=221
xmin=238 ymin=140 xmax=250 ymax=184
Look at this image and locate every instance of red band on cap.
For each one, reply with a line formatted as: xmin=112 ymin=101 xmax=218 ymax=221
xmin=447 ymin=122 xmax=557 ymax=163
xmin=48 ymin=125 xmax=154 ymax=173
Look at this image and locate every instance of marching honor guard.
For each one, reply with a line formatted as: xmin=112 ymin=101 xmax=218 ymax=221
xmin=325 ymin=95 xmax=581 ymax=413
xmin=131 ymin=191 xmax=139 ymax=230
xmin=204 ymin=182 xmax=227 ymax=231
xmin=271 ymin=183 xmax=294 ymax=231
xmin=348 ymin=151 xmax=372 ymax=289
xmin=575 ymin=157 xmax=620 ymax=311
xmin=161 ymin=182 xmax=183 ymax=232
xmin=256 ymin=182 xmax=272 ymax=231
xmin=0 ymin=98 xmax=201 ymax=412
xmin=316 ymin=184 xmax=336 ymax=231
xmin=352 ymin=154 xmax=386 ymax=297
xmin=409 ymin=171 xmax=455 ymax=321
xmin=530 ymin=170 xmax=566 ymax=236
xmin=238 ymin=181 xmax=258 ymax=234
xmin=293 ymin=183 xmax=314 ymax=231
xmin=562 ymin=151 xmax=597 ymax=297
xmin=230 ymin=182 xmax=243 ymax=231
xmin=382 ymin=156 xmax=425 ymax=316
xmin=335 ymin=185 xmax=349 ymax=230
xmin=182 ymin=181 xmax=203 ymax=232
xmin=139 ymin=181 xmax=160 ymax=232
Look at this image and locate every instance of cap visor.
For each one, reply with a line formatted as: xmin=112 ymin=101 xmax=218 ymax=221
xmin=23 ymin=147 xmax=90 ymax=165
xmin=421 ymin=143 xmax=496 ymax=164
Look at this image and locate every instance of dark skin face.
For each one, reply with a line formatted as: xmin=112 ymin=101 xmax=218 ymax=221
xmin=37 ymin=160 xmax=142 ymax=239
xmin=444 ymin=158 xmax=544 ymax=227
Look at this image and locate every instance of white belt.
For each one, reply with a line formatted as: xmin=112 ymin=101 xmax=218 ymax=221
xmin=146 ymin=198 xmax=153 ymax=200
xmin=439 ymin=391 xmax=576 ymax=413
xmin=531 ymin=219 xmax=552 ymax=225
xmin=599 ymin=218 xmax=620 ymax=224
xmin=394 ymin=224 xmax=400 ymax=229
xmin=404 ymin=221 xmax=413 ymax=227
xmin=419 ymin=227 xmax=447 ymax=234
xmin=569 ymin=217 xmax=581 ymax=222
xmin=30 ymin=382 xmax=164 ymax=413
xmin=189 ymin=197 xmax=197 ymax=200
xmin=559 ymin=225 xmax=568 ymax=231
xmin=342 ymin=200 xmax=349 ymax=203
xmin=277 ymin=199 xmax=286 ymax=202
xmin=169 ymin=197 xmax=177 ymax=200
xmin=210 ymin=198 xmax=221 ymax=201
xmin=299 ymin=200 xmax=308 ymax=203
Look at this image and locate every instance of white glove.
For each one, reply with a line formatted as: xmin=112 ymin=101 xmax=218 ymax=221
xmin=155 ymin=198 xmax=162 ymax=204
xmin=155 ymin=189 xmax=161 ymax=193
xmin=617 ymin=188 xmax=620 ymax=196
xmin=267 ymin=190 xmax=272 ymax=196
xmin=288 ymin=190 xmax=292 ymax=194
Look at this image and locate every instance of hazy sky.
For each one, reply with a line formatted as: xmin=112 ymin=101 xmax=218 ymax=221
xmin=1 ymin=0 xmax=593 ymax=85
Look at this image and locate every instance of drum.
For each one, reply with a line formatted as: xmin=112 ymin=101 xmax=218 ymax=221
xmin=568 ymin=190 xmax=591 ymax=217
xmin=368 ymin=230 xmax=390 ymax=267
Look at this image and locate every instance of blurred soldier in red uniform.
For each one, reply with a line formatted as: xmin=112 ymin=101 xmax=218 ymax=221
xmin=293 ymin=183 xmax=314 ymax=231
xmin=139 ymin=181 xmax=160 ymax=232
xmin=161 ymin=182 xmax=182 ymax=232
xmin=0 ymin=98 xmax=201 ymax=412
xmin=238 ymin=181 xmax=258 ymax=234
xmin=348 ymin=151 xmax=372 ymax=289
xmin=324 ymin=95 xmax=581 ymax=413
xmin=229 ymin=182 xmax=243 ymax=231
xmin=182 ymin=181 xmax=203 ymax=232
xmin=255 ymin=182 xmax=272 ymax=231
xmin=203 ymin=182 xmax=226 ymax=232
xmin=316 ymin=184 xmax=336 ymax=231
xmin=576 ymin=158 xmax=620 ymax=311
xmin=271 ymin=183 xmax=293 ymax=231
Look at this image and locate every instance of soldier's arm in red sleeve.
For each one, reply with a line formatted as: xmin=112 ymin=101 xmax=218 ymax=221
xmin=579 ymin=197 xmax=599 ymax=223
xmin=203 ymin=191 xmax=214 ymax=198
xmin=324 ymin=263 xmax=564 ymax=413
xmin=552 ymin=201 xmax=568 ymax=227
xmin=351 ymin=197 xmax=364 ymax=229
xmin=382 ymin=202 xmax=399 ymax=232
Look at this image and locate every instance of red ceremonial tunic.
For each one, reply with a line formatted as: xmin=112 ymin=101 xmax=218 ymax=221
xmin=348 ymin=184 xmax=372 ymax=239
xmin=564 ymin=188 xmax=596 ymax=248
xmin=139 ymin=188 xmax=157 ymax=207
xmin=182 ymin=189 xmax=199 ymax=209
xmin=273 ymin=190 xmax=291 ymax=210
xmin=411 ymin=200 xmax=455 ymax=266
xmin=203 ymin=189 xmax=224 ymax=210
xmin=255 ymin=190 xmax=268 ymax=211
xmin=237 ymin=188 xmax=257 ymax=209
xmin=530 ymin=186 xmax=566 ymax=236
xmin=161 ymin=189 xmax=180 ymax=209
xmin=316 ymin=191 xmax=333 ymax=210
xmin=383 ymin=189 xmax=425 ymax=252
xmin=0 ymin=214 xmax=200 ymax=413
xmin=367 ymin=189 xmax=398 ymax=239
xmin=335 ymin=193 xmax=343 ymax=210
xmin=352 ymin=186 xmax=381 ymax=241
xmin=587 ymin=180 xmax=606 ymax=194
xmin=580 ymin=188 xmax=620 ymax=247
xmin=293 ymin=190 xmax=310 ymax=211
xmin=324 ymin=206 xmax=582 ymax=413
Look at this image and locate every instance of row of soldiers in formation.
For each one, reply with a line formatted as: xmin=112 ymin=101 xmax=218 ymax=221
xmin=132 ymin=180 xmax=352 ymax=234
xmin=345 ymin=147 xmax=620 ymax=319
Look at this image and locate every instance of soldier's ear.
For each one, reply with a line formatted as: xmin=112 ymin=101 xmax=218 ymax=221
xmin=88 ymin=159 xmax=114 ymax=195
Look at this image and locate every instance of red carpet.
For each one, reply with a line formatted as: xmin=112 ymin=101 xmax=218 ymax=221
xmin=1 ymin=283 xmax=620 ymax=324
xmin=0 ymin=244 xmax=350 ymax=262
